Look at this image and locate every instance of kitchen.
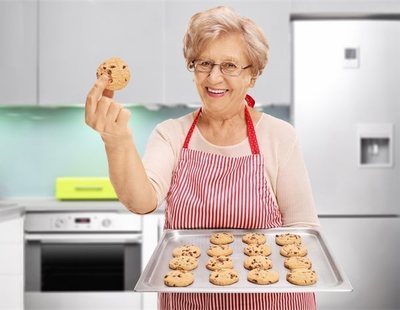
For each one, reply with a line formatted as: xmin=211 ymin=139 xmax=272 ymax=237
xmin=1 ymin=0 xmax=400 ymax=309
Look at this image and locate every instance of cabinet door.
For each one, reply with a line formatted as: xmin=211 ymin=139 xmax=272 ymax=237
xmin=39 ymin=0 xmax=164 ymax=106
xmin=164 ymin=0 xmax=291 ymax=106
xmin=0 ymin=1 xmax=37 ymax=105
xmin=0 ymin=275 xmax=23 ymax=310
xmin=291 ymin=0 xmax=400 ymax=14
xmin=141 ymin=212 xmax=164 ymax=310
xmin=0 ymin=216 xmax=24 ymax=310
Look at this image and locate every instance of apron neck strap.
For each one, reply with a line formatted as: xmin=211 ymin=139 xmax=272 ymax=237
xmin=183 ymin=103 xmax=260 ymax=155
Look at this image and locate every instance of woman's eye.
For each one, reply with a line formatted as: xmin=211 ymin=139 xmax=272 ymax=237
xmin=200 ymin=61 xmax=212 ymax=67
xmin=224 ymin=62 xmax=237 ymax=69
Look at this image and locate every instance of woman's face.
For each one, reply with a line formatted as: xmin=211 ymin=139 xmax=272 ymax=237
xmin=193 ymin=34 xmax=255 ymax=115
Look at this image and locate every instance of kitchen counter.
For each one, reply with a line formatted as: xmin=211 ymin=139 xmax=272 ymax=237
xmin=0 ymin=202 xmax=24 ymax=223
xmin=0 ymin=197 xmax=166 ymax=222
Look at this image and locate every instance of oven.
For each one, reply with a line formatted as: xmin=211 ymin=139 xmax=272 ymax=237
xmin=24 ymin=211 xmax=142 ymax=309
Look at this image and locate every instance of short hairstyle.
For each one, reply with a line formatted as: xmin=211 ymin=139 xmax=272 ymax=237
xmin=183 ymin=6 xmax=269 ymax=77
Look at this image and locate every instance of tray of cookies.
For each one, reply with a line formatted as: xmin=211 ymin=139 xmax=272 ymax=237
xmin=134 ymin=228 xmax=352 ymax=293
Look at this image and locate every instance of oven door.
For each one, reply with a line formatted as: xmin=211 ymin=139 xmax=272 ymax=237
xmin=25 ymin=233 xmax=141 ymax=292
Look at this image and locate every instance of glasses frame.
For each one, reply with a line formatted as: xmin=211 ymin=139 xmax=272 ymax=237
xmin=188 ymin=59 xmax=252 ymax=77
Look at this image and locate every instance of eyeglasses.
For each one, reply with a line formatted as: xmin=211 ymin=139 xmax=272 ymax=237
xmin=189 ymin=59 xmax=252 ymax=77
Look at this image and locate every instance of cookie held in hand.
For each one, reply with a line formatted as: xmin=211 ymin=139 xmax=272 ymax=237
xmin=96 ymin=57 xmax=131 ymax=90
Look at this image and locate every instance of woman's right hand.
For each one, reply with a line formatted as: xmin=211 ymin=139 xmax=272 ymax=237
xmin=85 ymin=74 xmax=132 ymax=147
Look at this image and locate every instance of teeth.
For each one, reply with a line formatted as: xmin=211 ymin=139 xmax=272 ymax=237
xmin=207 ymin=87 xmax=226 ymax=94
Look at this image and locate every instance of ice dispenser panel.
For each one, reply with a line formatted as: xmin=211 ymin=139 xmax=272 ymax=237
xmin=357 ymin=123 xmax=393 ymax=168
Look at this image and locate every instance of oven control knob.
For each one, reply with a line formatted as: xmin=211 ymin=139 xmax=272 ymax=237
xmin=54 ymin=218 xmax=65 ymax=228
xmin=102 ymin=218 xmax=112 ymax=228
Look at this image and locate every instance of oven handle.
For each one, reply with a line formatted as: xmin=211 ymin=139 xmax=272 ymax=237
xmin=25 ymin=233 xmax=142 ymax=244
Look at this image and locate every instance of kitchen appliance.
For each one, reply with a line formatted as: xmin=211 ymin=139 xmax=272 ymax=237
xmin=293 ymin=19 xmax=400 ymax=309
xmin=24 ymin=211 xmax=142 ymax=310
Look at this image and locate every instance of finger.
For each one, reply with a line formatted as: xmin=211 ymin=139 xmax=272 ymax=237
xmin=103 ymin=88 xmax=114 ymax=99
xmin=96 ymin=96 xmax=112 ymax=120
xmin=116 ymin=108 xmax=131 ymax=127
xmin=85 ymin=74 xmax=110 ymax=115
xmin=106 ymin=101 xmax=122 ymax=123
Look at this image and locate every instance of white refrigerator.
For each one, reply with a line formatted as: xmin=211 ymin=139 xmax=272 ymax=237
xmin=293 ymin=20 xmax=400 ymax=309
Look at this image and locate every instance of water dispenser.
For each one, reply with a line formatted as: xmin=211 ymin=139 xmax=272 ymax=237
xmin=357 ymin=123 xmax=393 ymax=168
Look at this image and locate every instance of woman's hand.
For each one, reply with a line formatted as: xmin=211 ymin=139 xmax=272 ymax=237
xmin=85 ymin=74 xmax=132 ymax=148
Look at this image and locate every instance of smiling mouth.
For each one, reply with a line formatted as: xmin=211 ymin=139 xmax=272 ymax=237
xmin=206 ymin=87 xmax=228 ymax=97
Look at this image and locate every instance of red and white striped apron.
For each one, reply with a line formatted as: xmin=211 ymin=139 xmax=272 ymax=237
xmin=160 ymin=98 xmax=316 ymax=310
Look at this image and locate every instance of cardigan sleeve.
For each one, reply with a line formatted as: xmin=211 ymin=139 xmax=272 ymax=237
xmin=142 ymin=121 xmax=179 ymax=206
xmin=275 ymin=134 xmax=320 ymax=227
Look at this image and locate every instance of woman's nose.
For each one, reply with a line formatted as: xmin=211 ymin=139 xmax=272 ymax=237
xmin=207 ymin=64 xmax=224 ymax=82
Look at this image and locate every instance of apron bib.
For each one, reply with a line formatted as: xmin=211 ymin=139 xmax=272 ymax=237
xmin=160 ymin=100 xmax=316 ymax=310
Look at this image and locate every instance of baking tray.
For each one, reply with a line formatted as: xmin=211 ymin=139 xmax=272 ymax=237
xmin=135 ymin=228 xmax=352 ymax=293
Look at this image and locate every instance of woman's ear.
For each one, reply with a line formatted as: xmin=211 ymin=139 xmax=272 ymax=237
xmin=249 ymin=77 xmax=257 ymax=88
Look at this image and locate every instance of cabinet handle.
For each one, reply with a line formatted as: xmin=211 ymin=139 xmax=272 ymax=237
xmin=74 ymin=186 xmax=103 ymax=191
xmin=25 ymin=233 xmax=142 ymax=244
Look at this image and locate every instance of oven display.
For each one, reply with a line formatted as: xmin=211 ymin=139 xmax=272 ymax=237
xmin=75 ymin=217 xmax=91 ymax=224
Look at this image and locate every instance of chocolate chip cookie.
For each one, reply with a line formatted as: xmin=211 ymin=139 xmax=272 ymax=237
xmin=172 ymin=245 xmax=201 ymax=258
xmin=247 ymin=268 xmax=279 ymax=285
xmin=207 ymin=244 xmax=233 ymax=257
xmin=243 ymin=244 xmax=272 ymax=256
xmin=164 ymin=270 xmax=194 ymax=287
xmin=275 ymin=233 xmax=302 ymax=246
xmin=244 ymin=255 xmax=273 ymax=270
xmin=242 ymin=233 xmax=266 ymax=245
xmin=169 ymin=256 xmax=198 ymax=271
xmin=284 ymin=256 xmax=312 ymax=270
xmin=206 ymin=256 xmax=234 ymax=271
xmin=280 ymin=244 xmax=308 ymax=257
xmin=209 ymin=269 xmax=239 ymax=286
xmin=96 ymin=57 xmax=131 ymax=91
xmin=286 ymin=268 xmax=317 ymax=286
xmin=210 ymin=232 xmax=234 ymax=245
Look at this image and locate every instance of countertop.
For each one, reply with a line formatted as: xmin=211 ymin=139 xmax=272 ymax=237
xmin=0 ymin=197 xmax=165 ymax=222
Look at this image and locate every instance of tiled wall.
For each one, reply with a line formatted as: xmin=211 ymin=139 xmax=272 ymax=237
xmin=0 ymin=105 xmax=289 ymax=197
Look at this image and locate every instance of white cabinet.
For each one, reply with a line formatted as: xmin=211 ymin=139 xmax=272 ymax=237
xmin=0 ymin=216 xmax=24 ymax=310
xmin=291 ymin=0 xmax=400 ymax=14
xmin=317 ymin=217 xmax=400 ymax=309
xmin=165 ymin=0 xmax=291 ymax=106
xmin=0 ymin=0 xmax=37 ymax=105
xmin=39 ymin=0 xmax=164 ymax=106
xmin=141 ymin=211 xmax=165 ymax=310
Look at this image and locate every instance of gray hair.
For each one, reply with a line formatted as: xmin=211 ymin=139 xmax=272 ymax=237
xmin=183 ymin=6 xmax=269 ymax=77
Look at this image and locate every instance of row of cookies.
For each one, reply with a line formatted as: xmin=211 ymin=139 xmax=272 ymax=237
xmin=242 ymin=233 xmax=280 ymax=285
xmin=275 ymin=233 xmax=318 ymax=286
xmin=164 ymin=244 xmax=201 ymax=287
xmin=207 ymin=232 xmax=239 ymax=286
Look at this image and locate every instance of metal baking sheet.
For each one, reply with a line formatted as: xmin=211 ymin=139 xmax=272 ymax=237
xmin=135 ymin=228 xmax=352 ymax=293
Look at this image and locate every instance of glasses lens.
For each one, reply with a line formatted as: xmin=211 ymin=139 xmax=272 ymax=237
xmin=195 ymin=60 xmax=213 ymax=72
xmin=220 ymin=62 xmax=240 ymax=75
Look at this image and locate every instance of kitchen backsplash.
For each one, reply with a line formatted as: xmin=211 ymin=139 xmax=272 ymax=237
xmin=0 ymin=105 xmax=289 ymax=197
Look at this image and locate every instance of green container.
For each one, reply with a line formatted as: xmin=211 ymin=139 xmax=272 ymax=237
xmin=56 ymin=177 xmax=118 ymax=200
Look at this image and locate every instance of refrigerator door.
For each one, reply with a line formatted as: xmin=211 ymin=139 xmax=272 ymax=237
xmin=293 ymin=20 xmax=400 ymax=215
xmin=317 ymin=217 xmax=400 ymax=309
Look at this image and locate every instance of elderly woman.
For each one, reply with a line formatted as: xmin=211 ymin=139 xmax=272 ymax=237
xmin=86 ymin=6 xmax=319 ymax=310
